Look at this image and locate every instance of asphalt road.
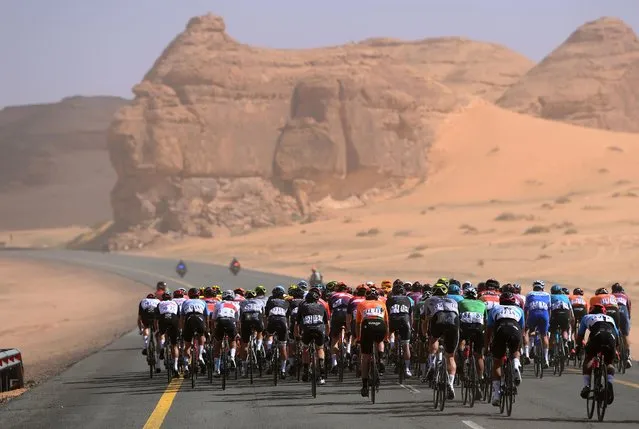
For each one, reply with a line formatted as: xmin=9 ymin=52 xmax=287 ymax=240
xmin=1 ymin=249 xmax=639 ymax=429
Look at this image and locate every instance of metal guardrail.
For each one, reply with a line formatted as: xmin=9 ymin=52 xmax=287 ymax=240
xmin=0 ymin=348 xmax=24 ymax=392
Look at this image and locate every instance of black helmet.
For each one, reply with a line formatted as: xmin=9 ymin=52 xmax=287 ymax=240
xmin=366 ymin=288 xmax=379 ymax=300
xmin=393 ymin=283 xmax=406 ymax=295
xmin=499 ymin=291 xmax=517 ymax=306
xmin=162 ymin=292 xmax=172 ymax=301
xmin=187 ymin=288 xmax=199 ymax=299
xmin=393 ymin=279 xmax=403 ymax=287
xmin=203 ymin=287 xmax=215 ymax=298
xmin=146 ymin=293 xmax=156 ymax=299
xmin=611 ymin=283 xmax=623 ymax=293
xmin=306 ymin=287 xmax=321 ymax=302
xmin=486 ymin=278 xmax=500 ymax=290
xmin=573 ymin=288 xmax=584 ymax=296
xmin=156 ymin=281 xmax=167 ymax=290
xmin=412 ymin=281 xmax=422 ymax=292
xmin=449 ymin=278 xmax=461 ymax=287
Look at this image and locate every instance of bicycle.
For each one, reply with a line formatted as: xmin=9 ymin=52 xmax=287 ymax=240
xmin=617 ymin=336 xmax=628 ymax=375
xmin=146 ymin=325 xmax=157 ymax=379
xmin=432 ymin=344 xmax=448 ymax=411
xmin=461 ymin=339 xmax=479 ymax=407
xmin=247 ymin=329 xmax=262 ymax=384
xmin=309 ymin=340 xmax=318 ymax=398
xmin=337 ymin=327 xmax=347 ymax=382
xmin=394 ymin=330 xmax=405 ymax=384
xmin=220 ymin=333 xmax=230 ymax=391
xmin=206 ymin=335 xmax=214 ymax=384
xmin=499 ymin=347 xmax=517 ymax=417
xmin=586 ymin=350 xmax=609 ymax=422
xmin=369 ymin=342 xmax=381 ymax=404
xmin=574 ymin=322 xmax=584 ymax=367
xmin=163 ymin=338 xmax=172 ymax=383
xmin=530 ymin=331 xmax=544 ymax=379
xmin=551 ymin=329 xmax=566 ymax=376
xmin=483 ymin=351 xmax=493 ymax=403
xmin=271 ymin=333 xmax=281 ymax=386
xmin=295 ymin=337 xmax=303 ymax=381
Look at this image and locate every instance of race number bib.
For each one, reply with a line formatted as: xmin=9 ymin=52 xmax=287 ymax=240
xmin=269 ymin=307 xmax=287 ymax=317
xmin=460 ymin=312 xmax=483 ymax=325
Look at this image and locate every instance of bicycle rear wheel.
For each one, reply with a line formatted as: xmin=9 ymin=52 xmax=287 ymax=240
xmin=272 ymin=346 xmax=279 ymax=386
xmin=596 ymin=366 xmax=607 ymax=421
xmin=338 ymin=341 xmax=345 ymax=382
xmin=586 ymin=384 xmax=596 ymax=419
xmin=370 ymin=348 xmax=377 ymax=404
xmin=221 ymin=341 xmax=227 ymax=391
xmin=505 ymin=359 xmax=513 ymax=416
xmin=311 ymin=345 xmax=317 ymax=398
xmin=439 ymin=356 xmax=447 ymax=411
xmin=397 ymin=334 xmax=404 ymax=384
xmin=469 ymin=354 xmax=477 ymax=408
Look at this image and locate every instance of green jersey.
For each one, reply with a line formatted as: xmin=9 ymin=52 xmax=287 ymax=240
xmin=458 ymin=299 xmax=487 ymax=326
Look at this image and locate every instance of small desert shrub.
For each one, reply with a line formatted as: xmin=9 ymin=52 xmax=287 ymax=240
xmin=598 ymin=168 xmax=609 ymax=174
xmin=555 ymin=196 xmax=571 ymax=204
xmin=537 ymin=254 xmax=552 ymax=260
xmin=540 ymin=203 xmax=554 ymax=210
xmin=394 ymin=230 xmax=412 ymax=237
xmin=414 ymin=244 xmax=428 ymax=251
xmin=524 ymin=225 xmax=551 ymax=235
xmin=564 ymin=228 xmax=578 ymax=235
xmin=582 ymin=205 xmax=605 ymax=211
xmin=459 ymin=224 xmax=478 ymax=234
xmin=356 ymin=228 xmax=380 ymax=237
xmin=607 ymin=146 xmax=624 ymax=152
xmin=407 ymin=252 xmax=424 ymax=259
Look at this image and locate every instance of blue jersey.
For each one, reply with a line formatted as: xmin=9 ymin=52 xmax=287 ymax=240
xmin=525 ymin=291 xmax=551 ymax=314
xmin=448 ymin=294 xmax=464 ymax=303
xmin=487 ymin=305 xmax=525 ymax=330
xmin=550 ymin=294 xmax=572 ymax=312
xmin=578 ymin=314 xmax=619 ymax=338
xmin=181 ymin=298 xmax=209 ymax=316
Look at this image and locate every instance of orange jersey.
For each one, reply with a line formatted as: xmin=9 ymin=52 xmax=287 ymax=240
xmin=319 ymin=298 xmax=331 ymax=319
xmin=204 ymin=297 xmax=221 ymax=314
xmin=569 ymin=294 xmax=588 ymax=310
xmin=590 ymin=294 xmax=618 ymax=309
xmin=355 ymin=300 xmax=389 ymax=325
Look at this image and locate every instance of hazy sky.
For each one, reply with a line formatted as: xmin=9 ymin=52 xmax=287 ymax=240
xmin=2 ymin=0 xmax=638 ymax=107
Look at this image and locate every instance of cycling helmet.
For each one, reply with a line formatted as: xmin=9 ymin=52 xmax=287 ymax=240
xmin=464 ymin=287 xmax=478 ymax=300
xmin=550 ymin=285 xmax=562 ymax=295
xmin=246 ymin=290 xmax=257 ymax=299
xmin=273 ymin=285 xmax=285 ymax=298
xmin=448 ymin=284 xmax=461 ymax=295
xmin=561 ymin=287 xmax=570 ymax=295
xmin=532 ymin=280 xmax=545 ymax=289
xmin=234 ymin=288 xmax=245 ymax=296
xmin=255 ymin=285 xmax=267 ymax=295
xmin=381 ymin=280 xmax=391 ymax=289
xmin=335 ymin=282 xmax=347 ymax=292
xmin=365 ymin=288 xmax=379 ymax=300
xmin=611 ymin=283 xmax=623 ymax=293
xmin=432 ymin=282 xmax=448 ymax=296
xmin=325 ymin=281 xmax=338 ymax=291
xmin=156 ymin=281 xmax=167 ymax=290
xmin=392 ymin=283 xmax=406 ymax=295
xmin=499 ymin=291 xmax=517 ymax=306
xmin=211 ymin=285 xmax=221 ymax=294
xmin=573 ymin=288 xmax=584 ymax=296
xmin=421 ymin=290 xmax=433 ymax=300
xmin=590 ymin=304 xmax=606 ymax=315
xmin=449 ymin=278 xmax=461 ymax=287
xmin=485 ymin=278 xmax=500 ymax=290
xmin=423 ymin=283 xmax=432 ymax=292
xmin=595 ymin=287 xmax=608 ymax=295
xmin=222 ymin=290 xmax=235 ymax=301
xmin=393 ymin=279 xmax=403 ymax=287
xmin=477 ymin=282 xmax=486 ymax=293
xmin=355 ymin=284 xmax=368 ymax=296
xmin=501 ymin=283 xmax=514 ymax=293
xmin=297 ymin=280 xmax=309 ymax=290
xmin=187 ymin=288 xmax=199 ymax=299
xmin=161 ymin=292 xmax=172 ymax=301
xmin=436 ymin=277 xmax=450 ymax=287
xmin=173 ymin=289 xmax=184 ymax=298
xmin=204 ymin=287 xmax=215 ymax=298
xmin=412 ymin=281 xmax=422 ymax=292
xmin=146 ymin=293 xmax=156 ymax=299
xmin=462 ymin=281 xmax=472 ymax=290
xmin=513 ymin=284 xmax=521 ymax=294
xmin=306 ymin=287 xmax=321 ymax=302
xmin=288 ymin=284 xmax=299 ymax=295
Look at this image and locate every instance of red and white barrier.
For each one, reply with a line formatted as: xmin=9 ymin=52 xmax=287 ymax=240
xmin=0 ymin=348 xmax=24 ymax=392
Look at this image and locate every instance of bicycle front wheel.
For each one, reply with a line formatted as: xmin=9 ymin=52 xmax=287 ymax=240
xmin=596 ymin=367 xmax=607 ymax=421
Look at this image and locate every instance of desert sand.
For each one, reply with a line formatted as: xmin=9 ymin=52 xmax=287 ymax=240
xmin=0 ymin=258 xmax=149 ymax=386
xmin=141 ymin=101 xmax=639 ymax=345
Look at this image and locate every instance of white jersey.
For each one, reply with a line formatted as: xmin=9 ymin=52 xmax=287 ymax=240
xmin=422 ymin=296 xmax=459 ymax=318
xmin=240 ymin=298 xmax=265 ymax=315
xmin=173 ymin=297 xmax=187 ymax=311
xmin=181 ymin=298 xmax=208 ymax=315
xmin=140 ymin=298 xmax=160 ymax=313
xmin=213 ymin=300 xmax=241 ymax=321
xmin=157 ymin=300 xmax=179 ymax=316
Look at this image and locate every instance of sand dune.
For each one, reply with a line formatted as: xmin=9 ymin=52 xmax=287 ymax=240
xmin=141 ymin=102 xmax=638 ymax=344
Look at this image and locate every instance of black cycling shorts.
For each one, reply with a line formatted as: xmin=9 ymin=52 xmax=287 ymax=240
xmin=389 ymin=317 xmax=411 ymax=344
xmin=140 ymin=314 xmax=156 ymax=329
xmin=550 ymin=309 xmax=571 ymax=333
xmin=460 ymin=322 xmax=485 ymax=353
xmin=183 ymin=313 xmax=206 ymax=342
xmin=429 ymin=312 xmax=460 ymax=354
xmin=302 ymin=327 xmax=325 ymax=347
xmin=585 ymin=330 xmax=616 ymax=365
xmin=491 ymin=321 xmax=522 ymax=359
xmin=240 ymin=317 xmax=263 ymax=343
xmin=360 ymin=319 xmax=387 ymax=355
xmin=330 ymin=313 xmax=348 ymax=338
xmin=572 ymin=306 xmax=587 ymax=324
xmin=266 ymin=317 xmax=288 ymax=344
xmin=605 ymin=307 xmax=620 ymax=333
xmin=158 ymin=315 xmax=179 ymax=345
xmin=214 ymin=318 xmax=236 ymax=342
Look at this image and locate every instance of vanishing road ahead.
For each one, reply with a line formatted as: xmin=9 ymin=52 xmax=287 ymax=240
xmin=1 ymin=249 xmax=638 ymax=429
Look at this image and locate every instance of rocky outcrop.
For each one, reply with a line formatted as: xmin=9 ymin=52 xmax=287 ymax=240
xmin=107 ymin=14 xmax=488 ymax=240
xmin=496 ymin=17 xmax=639 ymax=132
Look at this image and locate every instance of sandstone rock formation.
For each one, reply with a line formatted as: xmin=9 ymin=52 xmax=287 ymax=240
xmin=0 ymin=96 xmax=128 ymax=229
xmin=109 ymin=13 xmax=535 ymax=242
xmin=496 ymin=17 xmax=639 ymax=132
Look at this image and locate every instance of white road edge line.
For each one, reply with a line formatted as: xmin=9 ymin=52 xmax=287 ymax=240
xmin=462 ymin=420 xmax=486 ymax=429
xmin=398 ymin=383 xmax=420 ymax=394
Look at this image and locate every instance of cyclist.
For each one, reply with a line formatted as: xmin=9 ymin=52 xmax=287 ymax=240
xmin=569 ymin=288 xmax=588 ymax=357
xmin=458 ymin=286 xmax=487 ymax=398
xmin=203 ymin=287 xmax=218 ymax=315
xmin=576 ymin=304 xmax=618 ymax=404
xmin=138 ymin=293 xmax=161 ymax=356
xmin=447 ymin=280 xmax=465 ymax=303
xmin=523 ymin=280 xmax=551 ymax=367
xmin=286 ymin=285 xmax=305 ymax=374
xmin=462 ymin=281 xmax=473 ymax=292
xmin=296 ymin=287 xmax=329 ymax=385
xmin=347 ymin=284 xmax=368 ymax=340
xmin=155 ymin=292 xmax=180 ymax=376
xmin=513 ymin=284 xmax=526 ymax=309
xmin=234 ymin=288 xmax=246 ymax=302
xmin=486 ymin=291 xmax=524 ymax=406
xmin=421 ymin=281 xmax=459 ymax=400
xmin=154 ymin=281 xmax=168 ymax=300
xmin=255 ymin=285 xmax=268 ymax=305
xmin=265 ymin=285 xmax=290 ymax=378
xmin=386 ymin=282 xmax=414 ymax=378
xmin=611 ymin=283 xmax=632 ymax=368
xmin=356 ymin=287 xmax=389 ymax=397
xmin=328 ymin=282 xmax=353 ymax=373
xmin=297 ymin=280 xmax=309 ymax=297
xmin=172 ymin=288 xmax=187 ymax=311
xmin=239 ymin=290 xmax=265 ymax=376
xmin=479 ymin=278 xmax=500 ymax=310
xmin=212 ymin=290 xmax=240 ymax=375
xmin=550 ymin=284 xmax=574 ymax=358
xmin=590 ymin=288 xmax=620 ymax=334
xmin=181 ymin=288 xmax=209 ymax=377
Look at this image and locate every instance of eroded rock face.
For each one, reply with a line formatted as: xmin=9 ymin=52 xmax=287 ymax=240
xmin=496 ymin=17 xmax=639 ymax=132
xmin=107 ymin=13 xmax=528 ymax=239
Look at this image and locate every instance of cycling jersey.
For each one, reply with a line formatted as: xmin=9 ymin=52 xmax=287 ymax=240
xmin=514 ymin=294 xmax=526 ymax=309
xmin=181 ymin=298 xmax=208 ymax=342
xmin=265 ymin=297 xmax=290 ymax=319
xmin=578 ymin=314 xmax=619 ymax=338
xmin=479 ymin=291 xmax=500 ymax=310
xmin=613 ymin=292 xmax=630 ymax=309
xmin=356 ymin=300 xmax=389 ymax=325
xmin=356 ymin=300 xmax=389 ymax=354
xmin=421 ymin=296 xmax=459 ymax=319
xmin=240 ymin=298 xmax=265 ymax=319
xmin=213 ymin=301 xmax=240 ymax=321
xmin=296 ymin=301 xmax=329 ymax=346
xmin=407 ymin=292 xmax=422 ymax=303
xmin=579 ymin=314 xmax=618 ymax=365
xmin=182 ymin=299 xmax=209 ymax=316
xmin=203 ymin=298 xmax=218 ymax=315
xmin=173 ymin=297 xmax=187 ymax=311
xmin=447 ymin=294 xmax=464 ymax=303
xmin=154 ymin=290 xmax=165 ymax=300
xmin=550 ymin=294 xmax=572 ymax=311
xmin=487 ymin=304 xmax=524 ymax=358
xmin=613 ymin=292 xmax=631 ymax=336
xmin=386 ymin=295 xmax=413 ymax=342
xmin=423 ymin=296 xmax=459 ymax=354
xmin=569 ymin=294 xmax=588 ymax=310
xmin=589 ymin=294 xmax=618 ymax=310
xmin=139 ymin=297 xmax=160 ymax=318
xmin=329 ymin=292 xmax=353 ymax=334
xmin=525 ymin=290 xmax=550 ymax=335
xmin=156 ymin=300 xmax=179 ymax=317
xmin=458 ymin=299 xmax=487 ymax=326
xmin=155 ymin=300 xmax=179 ymax=343
xmin=265 ymin=297 xmax=289 ymax=342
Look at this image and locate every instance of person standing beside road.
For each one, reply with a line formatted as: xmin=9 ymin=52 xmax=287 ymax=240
xmin=309 ymin=266 xmax=323 ymax=288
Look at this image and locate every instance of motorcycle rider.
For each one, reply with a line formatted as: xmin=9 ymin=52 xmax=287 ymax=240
xmin=176 ymin=260 xmax=187 ymax=276
xmin=230 ymin=257 xmax=241 ymax=274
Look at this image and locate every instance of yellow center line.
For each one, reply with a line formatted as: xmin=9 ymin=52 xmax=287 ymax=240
xmin=143 ymin=377 xmax=183 ymax=429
